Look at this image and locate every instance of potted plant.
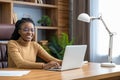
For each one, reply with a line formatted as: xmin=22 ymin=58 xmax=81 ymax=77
xmin=46 ymin=33 xmax=74 ymax=60
xmin=37 ymin=15 xmax=51 ymax=26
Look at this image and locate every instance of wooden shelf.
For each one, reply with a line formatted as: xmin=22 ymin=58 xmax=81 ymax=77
xmin=0 ymin=0 xmax=58 ymax=8
xmin=0 ymin=0 xmax=69 ymax=42
xmin=0 ymin=0 xmax=11 ymax=3
xmin=13 ymin=1 xmax=58 ymax=8
xmin=35 ymin=26 xmax=58 ymax=30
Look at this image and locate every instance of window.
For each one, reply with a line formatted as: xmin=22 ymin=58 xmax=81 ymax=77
xmin=90 ymin=0 xmax=120 ymax=64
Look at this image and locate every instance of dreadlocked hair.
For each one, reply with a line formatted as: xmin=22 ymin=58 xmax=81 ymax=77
xmin=10 ymin=18 xmax=35 ymax=40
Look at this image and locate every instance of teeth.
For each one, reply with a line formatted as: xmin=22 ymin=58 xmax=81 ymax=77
xmin=26 ymin=36 xmax=32 ymax=38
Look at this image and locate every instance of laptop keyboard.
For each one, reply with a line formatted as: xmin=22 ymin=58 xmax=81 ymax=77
xmin=48 ymin=66 xmax=62 ymax=71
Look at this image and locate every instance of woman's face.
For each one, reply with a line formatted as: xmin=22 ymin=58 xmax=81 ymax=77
xmin=18 ymin=22 xmax=34 ymax=42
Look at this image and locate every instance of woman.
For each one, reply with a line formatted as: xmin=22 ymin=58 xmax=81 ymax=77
xmin=8 ymin=18 xmax=62 ymax=69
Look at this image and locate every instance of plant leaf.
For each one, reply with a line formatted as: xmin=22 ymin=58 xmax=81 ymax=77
xmin=49 ymin=46 xmax=62 ymax=59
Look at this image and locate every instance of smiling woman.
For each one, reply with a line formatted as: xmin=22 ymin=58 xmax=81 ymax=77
xmin=7 ymin=18 xmax=62 ymax=69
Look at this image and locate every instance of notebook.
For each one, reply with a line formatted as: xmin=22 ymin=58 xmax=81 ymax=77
xmin=49 ymin=45 xmax=87 ymax=71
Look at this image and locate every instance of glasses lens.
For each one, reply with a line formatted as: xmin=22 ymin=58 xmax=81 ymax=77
xmin=22 ymin=28 xmax=34 ymax=32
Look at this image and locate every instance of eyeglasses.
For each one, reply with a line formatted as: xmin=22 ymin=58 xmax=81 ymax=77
xmin=20 ymin=28 xmax=35 ymax=32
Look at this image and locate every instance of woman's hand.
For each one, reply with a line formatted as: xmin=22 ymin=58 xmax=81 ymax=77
xmin=43 ymin=61 xmax=60 ymax=70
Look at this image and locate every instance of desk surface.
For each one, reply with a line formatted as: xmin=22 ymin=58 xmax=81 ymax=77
xmin=0 ymin=63 xmax=120 ymax=80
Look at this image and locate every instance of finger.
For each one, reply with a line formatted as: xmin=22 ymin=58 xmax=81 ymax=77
xmin=44 ymin=61 xmax=60 ymax=69
xmin=43 ymin=63 xmax=53 ymax=70
xmin=52 ymin=62 xmax=60 ymax=68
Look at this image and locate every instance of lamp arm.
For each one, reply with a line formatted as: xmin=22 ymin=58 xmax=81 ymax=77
xmin=99 ymin=16 xmax=114 ymax=63
xmin=91 ymin=16 xmax=113 ymax=34
xmin=100 ymin=16 xmax=112 ymax=35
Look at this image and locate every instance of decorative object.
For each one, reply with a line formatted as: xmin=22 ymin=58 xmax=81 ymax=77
xmin=77 ymin=13 xmax=116 ymax=67
xmin=37 ymin=0 xmax=43 ymax=4
xmin=39 ymin=40 xmax=48 ymax=46
xmin=37 ymin=15 xmax=51 ymax=26
xmin=13 ymin=12 xmax=18 ymax=24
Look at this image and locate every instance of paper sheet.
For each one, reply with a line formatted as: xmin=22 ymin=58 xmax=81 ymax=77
xmin=0 ymin=70 xmax=30 ymax=76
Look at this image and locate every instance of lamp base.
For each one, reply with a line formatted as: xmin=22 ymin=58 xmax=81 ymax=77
xmin=101 ymin=62 xmax=116 ymax=67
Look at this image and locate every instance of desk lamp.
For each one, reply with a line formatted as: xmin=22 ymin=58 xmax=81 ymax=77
xmin=77 ymin=13 xmax=116 ymax=67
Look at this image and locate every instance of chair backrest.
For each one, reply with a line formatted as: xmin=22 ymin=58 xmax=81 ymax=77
xmin=0 ymin=44 xmax=8 ymax=68
xmin=0 ymin=24 xmax=15 ymax=68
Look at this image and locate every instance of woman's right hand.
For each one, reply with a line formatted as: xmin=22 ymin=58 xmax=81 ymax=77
xmin=43 ymin=61 xmax=60 ymax=70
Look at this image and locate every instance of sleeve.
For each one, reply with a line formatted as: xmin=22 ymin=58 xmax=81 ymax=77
xmin=35 ymin=42 xmax=62 ymax=65
xmin=8 ymin=40 xmax=45 ymax=69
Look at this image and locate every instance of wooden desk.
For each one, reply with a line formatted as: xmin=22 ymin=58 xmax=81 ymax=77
xmin=0 ymin=63 xmax=120 ymax=80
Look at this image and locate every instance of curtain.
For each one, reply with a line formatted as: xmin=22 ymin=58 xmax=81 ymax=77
xmin=69 ymin=0 xmax=90 ymax=61
xmin=90 ymin=0 xmax=120 ymax=64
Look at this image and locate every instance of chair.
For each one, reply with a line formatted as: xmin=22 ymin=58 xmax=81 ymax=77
xmin=0 ymin=24 xmax=15 ymax=68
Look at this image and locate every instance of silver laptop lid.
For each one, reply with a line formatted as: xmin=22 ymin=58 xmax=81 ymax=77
xmin=61 ymin=45 xmax=87 ymax=70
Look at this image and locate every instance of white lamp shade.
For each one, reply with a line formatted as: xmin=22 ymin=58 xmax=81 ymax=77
xmin=77 ymin=13 xmax=91 ymax=23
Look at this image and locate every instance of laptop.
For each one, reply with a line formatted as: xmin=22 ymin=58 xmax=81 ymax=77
xmin=49 ymin=45 xmax=87 ymax=71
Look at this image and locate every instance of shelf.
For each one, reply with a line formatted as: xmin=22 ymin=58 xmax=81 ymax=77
xmin=13 ymin=1 xmax=58 ymax=8
xmin=0 ymin=0 xmax=69 ymax=42
xmin=35 ymin=26 xmax=58 ymax=41
xmin=0 ymin=0 xmax=58 ymax=8
xmin=0 ymin=0 xmax=11 ymax=3
xmin=35 ymin=26 xmax=58 ymax=30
